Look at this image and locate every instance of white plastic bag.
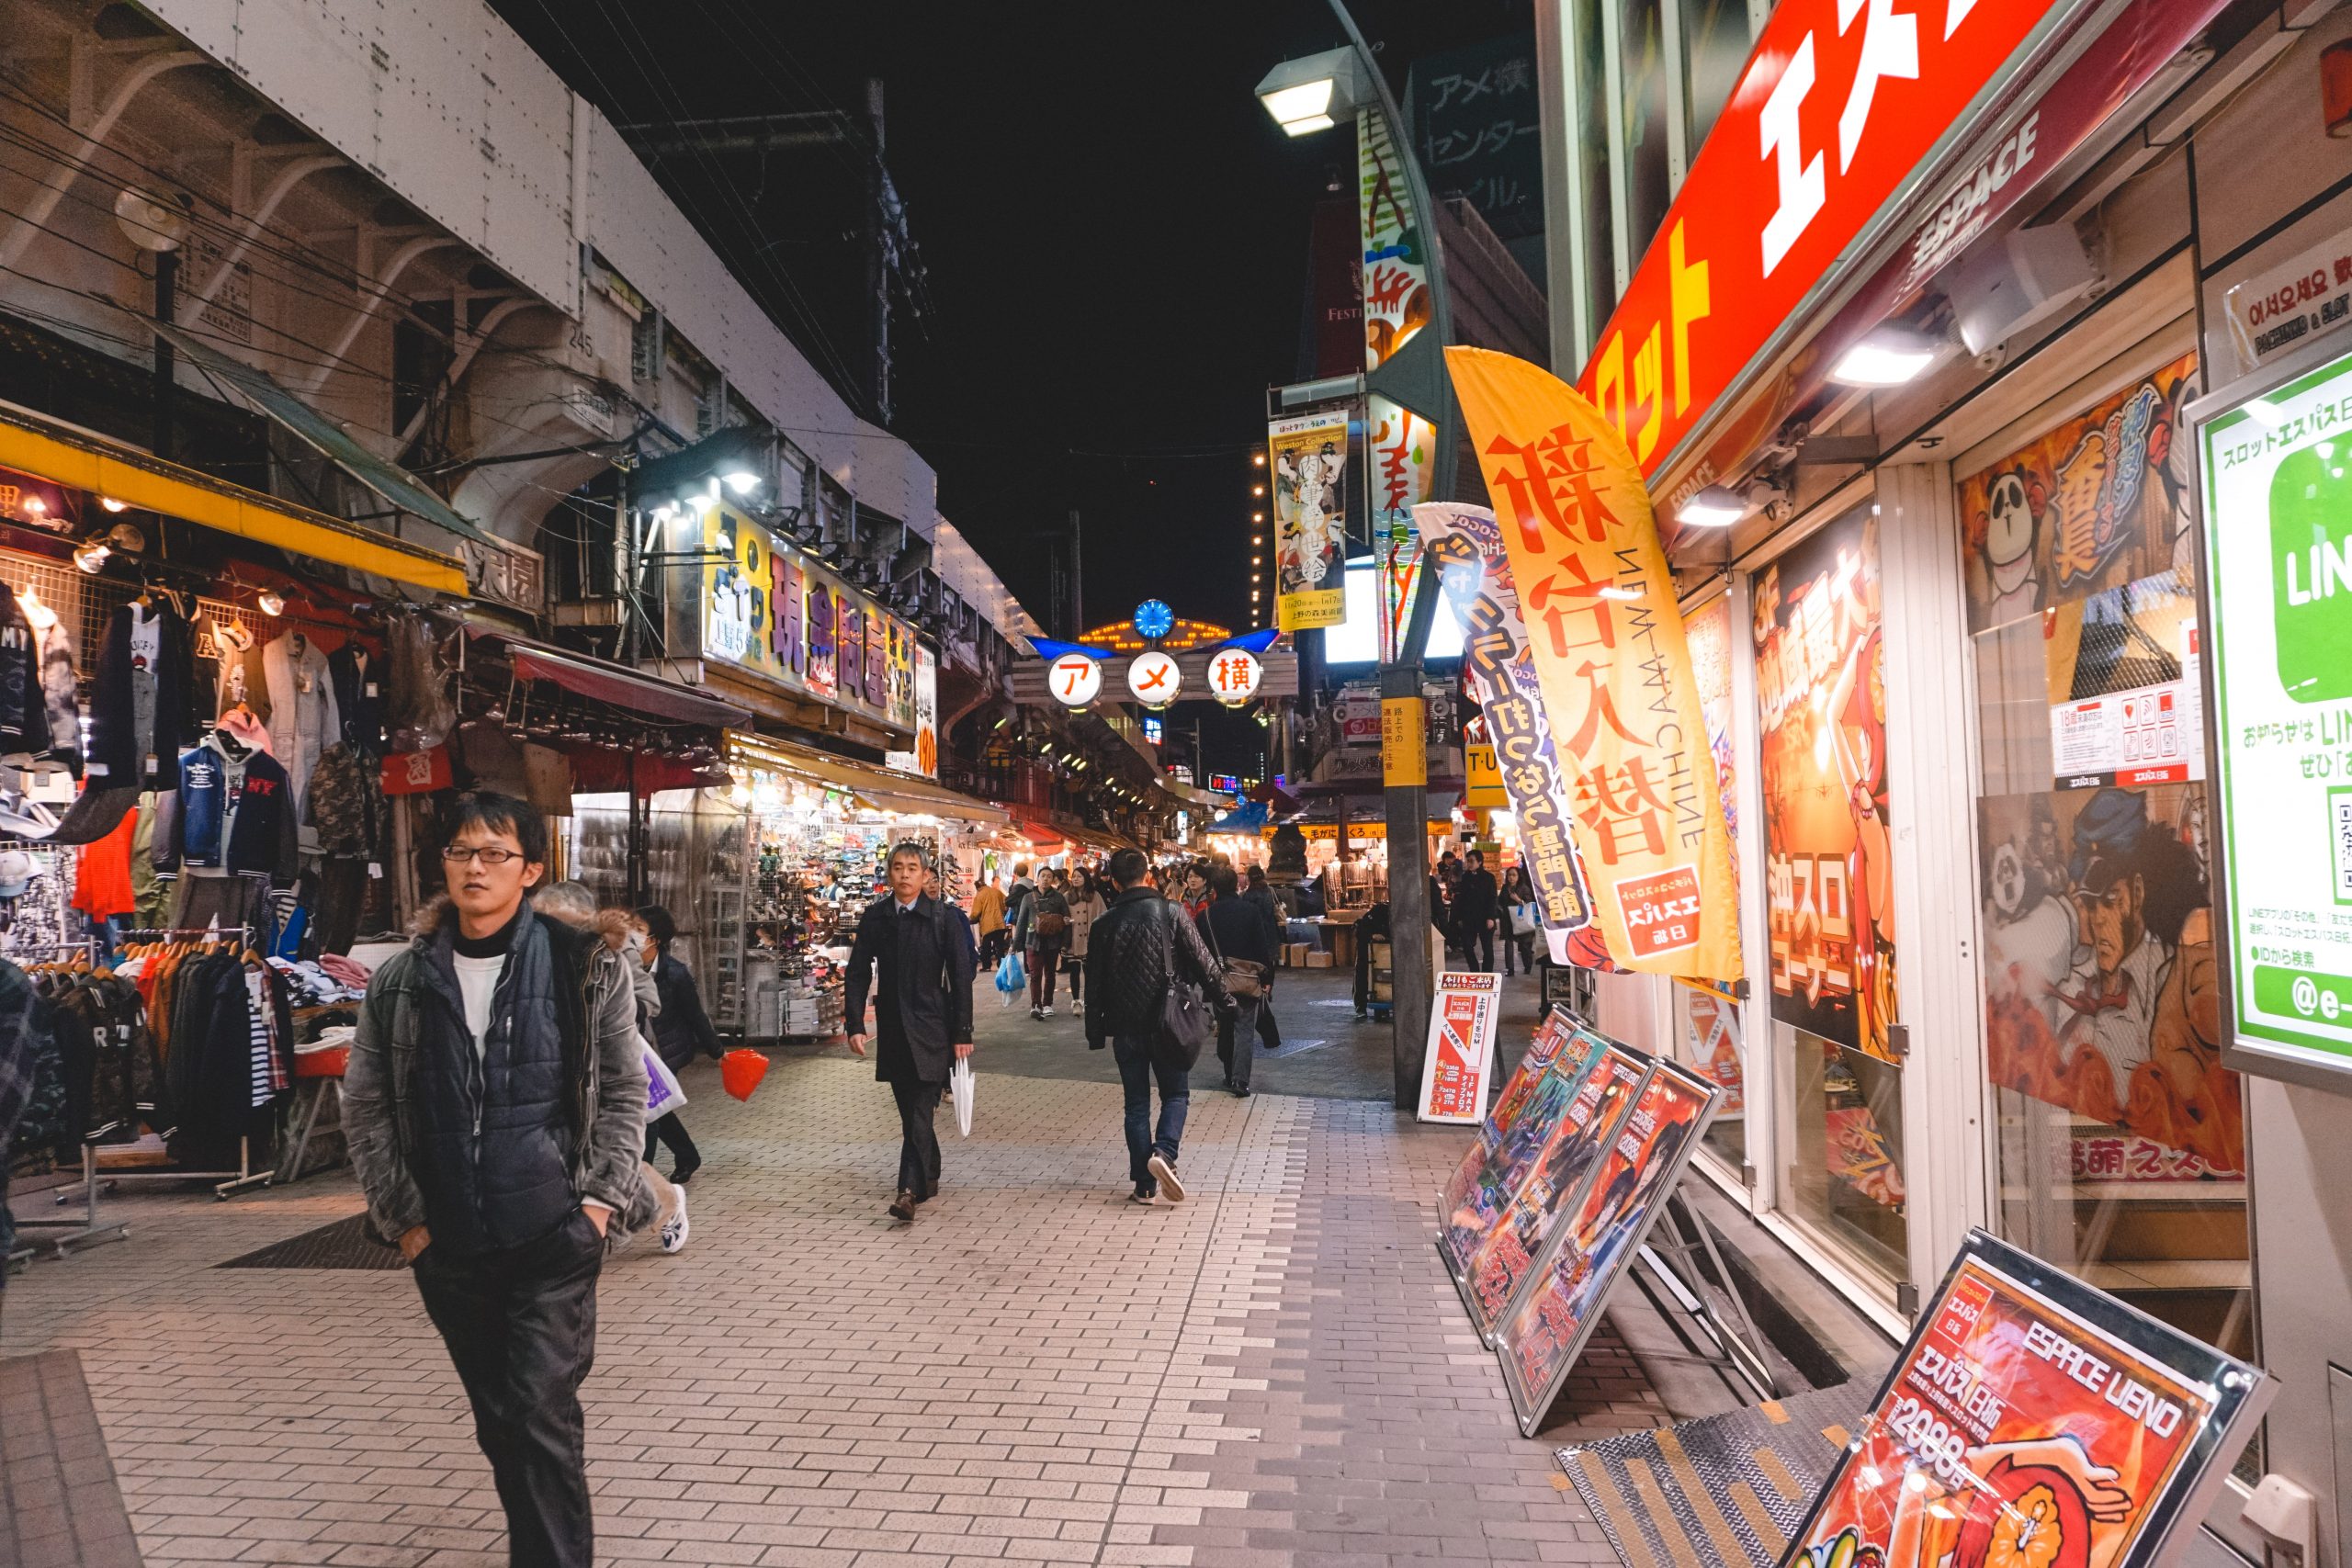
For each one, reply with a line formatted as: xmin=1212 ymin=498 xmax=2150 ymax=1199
xmin=950 ymin=1055 xmax=975 ymax=1138
xmin=644 ymin=1042 xmax=687 ymax=1117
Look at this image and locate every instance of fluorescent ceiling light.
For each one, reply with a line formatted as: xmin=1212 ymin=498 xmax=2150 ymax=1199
xmin=721 ymin=470 xmax=760 ymax=494
xmin=1676 ymin=485 xmax=1747 ymax=528
xmin=1829 ymin=327 xmax=1941 ymax=387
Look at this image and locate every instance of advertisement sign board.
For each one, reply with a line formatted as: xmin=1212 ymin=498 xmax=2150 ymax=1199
xmin=1436 ymin=1020 xmax=1602 ymax=1279
xmin=1420 ymin=502 xmax=1603 ymax=962
xmin=1417 ymin=971 xmax=1507 ymax=1125
xmin=1269 ymin=411 xmax=1351 ymax=631
xmin=1466 ymin=1043 xmax=1650 ymax=1344
xmin=1358 ymin=107 xmax=1429 ymax=372
xmin=1496 ymin=1057 xmax=1720 ymax=1435
xmin=2198 ymin=343 xmax=2352 ymax=1087
xmin=1779 ymin=1231 xmax=2271 ymax=1568
xmin=702 ymin=502 xmax=915 ymax=729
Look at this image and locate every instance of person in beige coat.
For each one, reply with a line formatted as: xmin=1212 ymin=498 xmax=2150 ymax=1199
xmin=1063 ymin=867 xmax=1105 ymax=1006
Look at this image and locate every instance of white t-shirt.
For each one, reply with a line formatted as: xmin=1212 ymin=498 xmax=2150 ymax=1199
xmin=452 ymin=953 xmax=503 ymax=1062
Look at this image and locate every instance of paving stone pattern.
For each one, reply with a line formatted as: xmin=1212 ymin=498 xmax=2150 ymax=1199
xmin=1 ymin=1348 xmax=145 ymax=1567
xmin=2 ymin=1044 xmax=1668 ymax=1567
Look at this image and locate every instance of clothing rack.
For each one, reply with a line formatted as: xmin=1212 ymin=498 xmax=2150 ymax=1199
xmin=62 ymin=924 xmax=275 ymax=1199
xmin=6 ymin=941 xmax=131 ymax=1258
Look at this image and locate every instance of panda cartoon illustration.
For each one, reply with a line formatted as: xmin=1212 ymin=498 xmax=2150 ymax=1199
xmin=1978 ymin=468 xmax=2041 ymax=626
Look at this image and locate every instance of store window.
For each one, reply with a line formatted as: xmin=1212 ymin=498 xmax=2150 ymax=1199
xmin=1958 ymin=352 xmax=2253 ymax=1360
xmin=1674 ymin=593 xmax=1747 ymax=1168
xmin=1753 ymin=502 xmax=1908 ymax=1288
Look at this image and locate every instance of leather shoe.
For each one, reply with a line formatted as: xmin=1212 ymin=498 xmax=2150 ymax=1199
xmin=888 ymin=1190 xmax=917 ymax=1222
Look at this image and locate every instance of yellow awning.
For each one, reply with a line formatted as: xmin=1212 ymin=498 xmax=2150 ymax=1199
xmin=0 ymin=400 xmax=467 ymax=596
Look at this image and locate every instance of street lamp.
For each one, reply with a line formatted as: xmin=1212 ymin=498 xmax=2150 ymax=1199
xmin=1260 ymin=1 xmax=1457 ymax=1111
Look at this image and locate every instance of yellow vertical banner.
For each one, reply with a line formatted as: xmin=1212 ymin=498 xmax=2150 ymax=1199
xmin=1443 ymin=346 xmax=1742 ymax=980
xmin=1382 ymin=697 xmax=1427 ymax=787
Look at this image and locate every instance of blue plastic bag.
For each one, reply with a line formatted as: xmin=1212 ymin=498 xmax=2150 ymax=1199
xmin=994 ymin=950 xmax=1025 ymax=1004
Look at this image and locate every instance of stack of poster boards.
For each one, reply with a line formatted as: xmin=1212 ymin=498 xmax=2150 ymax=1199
xmin=1441 ymin=1010 xmax=2275 ymax=1559
xmin=1434 ymin=1005 xmax=1722 ymax=1436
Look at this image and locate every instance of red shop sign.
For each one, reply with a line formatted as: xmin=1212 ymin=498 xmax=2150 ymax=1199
xmin=1580 ymin=0 xmax=2090 ymax=476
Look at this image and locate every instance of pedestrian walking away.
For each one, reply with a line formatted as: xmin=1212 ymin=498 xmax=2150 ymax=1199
xmin=1016 ymin=865 xmax=1070 ymax=1017
xmin=1086 ymin=847 xmax=1232 ymax=1204
xmin=1199 ymin=864 xmax=1275 ymax=1097
xmin=1063 ymin=867 xmax=1104 ymax=1006
xmin=971 ymin=874 xmax=1007 ymax=968
xmin=634 ymin=903 xmax=720 ymax=1185
xmin=1243 ymin=863 xmax=1284 ymax=1053
xmin=843 ymin=840 xmax=978 ymax=1222
xmin=343 ymin=794 xmax=648 ymax=1568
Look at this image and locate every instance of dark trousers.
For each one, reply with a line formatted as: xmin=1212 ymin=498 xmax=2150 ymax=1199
xmin=412 ymin=1211 xmax=604 ymax=1568
xmin=1028 ymin=942 xmax=1062 ymax=1008
xmin=1458 ymin=921 xmax=1497 ymax=972
xmin=1217 ymin=995 xmax=1262 ymax=1090
xmin=643 ymin=1111 xmax=699 ymax=1174
xmin=890 ymin=1078 xmax=944 ymax=1200
xmin=1509 ymin=931 xmax=1535 ymax=974
xmin=979 ymin=930 xmax=1009 ymax=967
xmin=1112 ymin=1035 xmax=1188 ymax=1193
xmin=1064 ymin=952 xmax=1084 ymax=1001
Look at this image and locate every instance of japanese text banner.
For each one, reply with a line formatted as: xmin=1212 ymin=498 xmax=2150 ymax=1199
xmin=1416 ymin=500 xmax=1614 ymax=970
xmin=1446 ymin=347 xmax=1742 ymax=980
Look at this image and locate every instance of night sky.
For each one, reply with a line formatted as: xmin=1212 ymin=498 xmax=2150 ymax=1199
xmin=492 ymin=0 xmax=1529 ymax=776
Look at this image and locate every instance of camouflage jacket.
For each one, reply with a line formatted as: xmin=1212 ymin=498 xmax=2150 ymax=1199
xmin=307 ymin=741 xmax=388 ymax=861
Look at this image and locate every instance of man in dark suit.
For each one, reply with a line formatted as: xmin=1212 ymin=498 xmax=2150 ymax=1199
xmin=844 ymin=841 xmax=978 ymax=1222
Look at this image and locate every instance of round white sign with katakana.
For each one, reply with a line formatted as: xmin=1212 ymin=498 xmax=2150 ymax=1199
xmin=1049 ymin=653 xmax=1102 ymax=707
xmin=1126 ymin=650 xmax=1182 ymax=708
xmin=1206 ymin=647 xmax=1262 ymax=707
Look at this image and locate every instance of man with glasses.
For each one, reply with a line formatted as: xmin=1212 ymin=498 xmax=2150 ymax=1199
xmin=344 ymin=792 xmax=647 ymax=1568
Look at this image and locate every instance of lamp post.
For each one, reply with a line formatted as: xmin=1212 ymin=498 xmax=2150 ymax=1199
xmin=1259 ymin=3 xmax=1455 ymax=1109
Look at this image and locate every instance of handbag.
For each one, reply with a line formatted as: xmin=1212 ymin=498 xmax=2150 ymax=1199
xmin=1035 ymin=909 xmax=1069 ymax=939
xmin=1510 ymin=902 xmax=1537 ymax=929
xmin=1153 ymin=903 xmax=1212 ymax=1068
xmin=1202 ymin=908 xmax=1268 ymax=999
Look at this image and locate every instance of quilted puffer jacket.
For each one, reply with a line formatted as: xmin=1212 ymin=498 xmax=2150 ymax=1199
xmin=1083 ymin=886 xmax=1229 ymax=1051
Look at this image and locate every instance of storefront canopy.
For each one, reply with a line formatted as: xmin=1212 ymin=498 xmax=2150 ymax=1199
xmin=486 ymin=634 xmax=752 ymax=728
xmin=738 ymin=732 xmax=1010 ymax=827
xmin=0 ymin=398 xmax=466 ymax=596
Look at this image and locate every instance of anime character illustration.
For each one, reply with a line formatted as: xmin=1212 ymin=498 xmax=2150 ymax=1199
xmin=1981 ymin=784 xmax=2242 ymax=1174
xmin=1439 ymin=1064 xmax=1580 ymax=1269
xmin=1975 ymin=468 xmax=2042 ymax=626
xmin=1797 ymin=1436 xmax=2129 ymax=1568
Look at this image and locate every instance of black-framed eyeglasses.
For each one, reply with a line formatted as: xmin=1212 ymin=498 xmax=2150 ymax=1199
xmin=442 ymin=845 xmax=523 ymax=865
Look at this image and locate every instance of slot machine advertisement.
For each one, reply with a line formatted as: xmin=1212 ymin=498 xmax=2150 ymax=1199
xmin=1436 ymin=1029 xmax=1607 ymax=1280
xmin=1780 ymin=1232 xmax=2270 ymax=1568
xmin=1496 ymin=1058 xmax=1719 ymax=1435
xmin=1417 ymin=971 xmax=1507 ymax=1125
xmin=1465 ymin=1044 xmax=1650 ymax=1341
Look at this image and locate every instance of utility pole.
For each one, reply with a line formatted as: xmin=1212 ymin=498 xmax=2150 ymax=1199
xmin=152 ymin=247 xmax=176 ymax=460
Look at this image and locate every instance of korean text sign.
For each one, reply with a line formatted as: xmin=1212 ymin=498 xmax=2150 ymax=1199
xmin=1781 ymin=1231 xmax=2267 ymax=1568
xmin=2200 ymin=347 xmax=2352 ymax=1082
xmin=1447 ymin=348 xmax=1743 ymax=980
xmin=1578 ymin=0 xmax=2072 ymax=475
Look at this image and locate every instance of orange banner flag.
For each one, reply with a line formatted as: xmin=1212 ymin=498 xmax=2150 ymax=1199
xmin=1444 ymin=346 xmax=1742 ymax=982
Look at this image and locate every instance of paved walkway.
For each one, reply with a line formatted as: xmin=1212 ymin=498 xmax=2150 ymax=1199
xmin=1 ymin=1022 xmax=1667 ymax=1568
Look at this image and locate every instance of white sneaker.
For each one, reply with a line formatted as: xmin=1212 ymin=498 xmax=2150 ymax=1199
xmin=660 ymin=1189 xmax=690 ymax=1253
xmin=1041 ymin=1005 xmax=1055 ymax=1018
xmin=1148 ymin=1153 xmax=1185 ymax=1203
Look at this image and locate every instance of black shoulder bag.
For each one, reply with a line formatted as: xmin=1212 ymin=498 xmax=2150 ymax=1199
xmin=1153 ymin=900 xmax=1212 ymax=1069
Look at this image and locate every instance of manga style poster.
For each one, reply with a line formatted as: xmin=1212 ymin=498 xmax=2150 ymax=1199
xmin=1959 ymin=355 xmax=2198 ymax=634
xmin=840 ymin=601 xmax=865 ymax=706
xmin=1436 ymin=1024 xmax=1606 ymax=1280
xmin=1268 ymin=410 xmax=1351 ymax=632
xmin=1466 ymin=1044 xmax=1649 ymax=1338
xmin=1418 ymin=502 xmax=1610 ymax=965
xmin=806 ymin=579 xmax=838 ymax=699
xmin=1480 ymin=1008 xmax=1577 ymax=1146
xmin=1781 ymin=1232 xmax=2269 ymax=1568
xmin=1755 ymin=503 xmax=1899 ymax=1062
xmin=1497 ymin=1058 xmax=1718 ymax=1435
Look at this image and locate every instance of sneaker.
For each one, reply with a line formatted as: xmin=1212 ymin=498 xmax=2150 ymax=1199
xmin=1041 ymin=1005 xmax=1054 ymax=1018
xmin=1030 ymin=1007 xmax=1044 ymax=1020
xmin=888 ymin=1190 xmax=917 ymax=1222
xmin=1231 ymin=1084 xmax=1252 ymax=1099
xmin=1148 ymin=1153 xmax=1185 ymax=1203
xmin=1128 ymin=1188 xmax=1157 ymax=1206
xmin=660 ymin=1190 xmax=690 ymax=1253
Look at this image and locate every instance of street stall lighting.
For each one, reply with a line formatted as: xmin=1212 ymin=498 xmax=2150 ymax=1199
xmin=99 ymin=496 xmax=127 ymax=512
xmin=72 ymin=542 xmax=107 ymax=573
xmin=1828 ymin=325 xmax=1942 ymax=386
xmin=721 ymin=469 xmax=760 ymax=495
xmin=1676 ymin=485 xmax=1747 ymax=528
xmin=1255 ymin=46 xmax=1370 ymax=137
xmin=257 ymin=590 xmax=286 ymax=617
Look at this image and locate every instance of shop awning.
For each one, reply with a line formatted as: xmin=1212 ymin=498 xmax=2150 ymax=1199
xmin=0 ymin=398 xmax=467 ymax=596
xmin=478 ymin=632 xmax=752 ymax=728
xmin=735 ymin=732 xmax=1010 ymax=826
xmin=153 ymin=324 xmax=503 ymax=550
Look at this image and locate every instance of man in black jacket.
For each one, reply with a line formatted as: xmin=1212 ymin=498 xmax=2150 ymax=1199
xmin=1200 ymin=866 xmax=1277 ymax=1098
xmin=636 ymin=904 xmax=721 ymax=1184
xmin=845 ymin=841 xmax=978 ymax=1222
xmin=1453 ymin=849 xmax=1501 ymax=973
xmin=1085 ymin=848 xmax=1230 ymax=1204
xmin=344 ymin=794 xmax=646 ymax=1568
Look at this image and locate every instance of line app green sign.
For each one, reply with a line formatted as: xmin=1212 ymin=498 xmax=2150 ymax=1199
xmin=2203 ymin=346 xmax=2352 ymax=1080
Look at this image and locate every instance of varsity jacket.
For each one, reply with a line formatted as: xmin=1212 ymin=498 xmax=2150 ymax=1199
xmin=150 ymin=734 xmax=300 ymax=883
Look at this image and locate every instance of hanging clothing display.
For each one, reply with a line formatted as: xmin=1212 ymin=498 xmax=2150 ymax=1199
xmin=162 ymin=946 xmax=288 ymax=1168
xmin=262 ymin=629 xmax=338 ymax=818
xmin=385 ymin=608 xmax=457 ymax=749
xmin=0 ymin=585 xmax=54 ymax=763
xmin=0 ymin=847 xmax=76 ymax=957
xmin=130 ymin=791 xmax=168 ymax=931
xmin=208 ymin=617 xmax=271 ymax=726
xmin=40 ymin=966 xmax=165 ymax=1141
xmin=151 ymin=733 xmax=300 ymax=882
xmin=72 ymin=802 xmax=139 ymax=919
xmin=85 ymin=598 xmax=193 ymax=792
xmin=328 ymin=641 xmax=384 ymax=750
xmin=307 ymin=741 xmax=387 ymax=862
xmin=28 ymin=594 xmax=79 ymax=776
